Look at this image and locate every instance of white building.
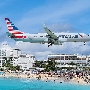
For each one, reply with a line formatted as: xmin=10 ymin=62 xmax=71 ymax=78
xmin=1 ymin=43 xmax=22 ymax=57
xmin=48 ymin=54 xmax=88 ymax=67
xmin=0 ymin=50 xmax=6 ymax=67
xmin=0 ymin=43 xmax=36 ymax=69
xmin=12 ymin=54 xmax=35 ymax=70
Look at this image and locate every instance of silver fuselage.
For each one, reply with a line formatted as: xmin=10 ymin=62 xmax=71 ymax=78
xmin=12 ymin=33 xmax=90 ymax=43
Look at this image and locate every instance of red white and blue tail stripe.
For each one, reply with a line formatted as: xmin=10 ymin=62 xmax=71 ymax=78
xmin=78 ymin=33 xmax=83 ymax=38
xmin=5 ymin=18 xmax=23 ymax=34
xmin=5 ymin=18 xmax=26 ymax=39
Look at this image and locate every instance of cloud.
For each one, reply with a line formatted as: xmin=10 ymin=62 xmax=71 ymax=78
xmin=1 ymin=0 xmax=90 ymax=60
xmin=14 ymin=0 xmax=90 ymax=57
xmin=2 ymin=22 xmax=89 ymax=60
xmin=16 ymin=0 xmax=90 ymax=33
xmin=0 ymin=16 xmax=11 ymax=43
xmin=12 ymin=41 xmax=90 ymax=60
xmin=1 ymin=39 xmax=90 ymax=60
xmin=40 ymin=23 xmax=81 ymax=33
xmin=34 ymin=51 xmax=53 ymax=60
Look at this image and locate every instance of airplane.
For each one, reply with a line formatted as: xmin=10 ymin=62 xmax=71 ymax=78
xmin=5 ymin=18 xmax=90 ymax=47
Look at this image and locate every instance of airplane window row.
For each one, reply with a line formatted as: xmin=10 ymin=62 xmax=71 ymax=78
xmin=33 ymin=35 xmax=78 ymax=38
xmin=34 ymin=36 xmax=46 ymax=37
xmin=33 ymin=36 xmax=37 ymax=37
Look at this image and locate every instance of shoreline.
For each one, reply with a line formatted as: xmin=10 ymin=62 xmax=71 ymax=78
xmin=0 ymin=72 xmax=90 ymax=85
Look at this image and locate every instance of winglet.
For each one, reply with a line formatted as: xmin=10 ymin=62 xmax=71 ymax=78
xmin=42 ymin=21 xmax=46 ymax=27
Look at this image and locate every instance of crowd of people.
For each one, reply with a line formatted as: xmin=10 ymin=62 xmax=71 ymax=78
xmin=0 ymin=69 xmax=90 ymax=85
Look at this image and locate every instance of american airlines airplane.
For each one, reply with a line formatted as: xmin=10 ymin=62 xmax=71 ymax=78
xmin=5 ymin=18 xmax=90 ymax=47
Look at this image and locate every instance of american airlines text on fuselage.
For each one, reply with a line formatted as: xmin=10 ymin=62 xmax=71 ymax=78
xmin=58 ymin=35 xmax=78 ymax=38
xmin=26 ymin=34 xmax=79 ymax=39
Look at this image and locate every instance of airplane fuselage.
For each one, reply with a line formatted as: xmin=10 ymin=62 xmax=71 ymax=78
xmin=5 ymin=18 xmax=90 ymax=46
xmin=8 ymin=32 xmax=90 ymax=44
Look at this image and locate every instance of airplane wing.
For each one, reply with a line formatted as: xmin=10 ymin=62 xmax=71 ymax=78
xmin=42 ymin=22 xmax=58 ymax=40
xmin=42 ymin=22 xmax=62 ymax=47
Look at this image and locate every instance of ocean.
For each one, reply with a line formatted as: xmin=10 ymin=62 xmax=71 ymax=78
xmin=0 ymin=77 xmax=90 ymax=90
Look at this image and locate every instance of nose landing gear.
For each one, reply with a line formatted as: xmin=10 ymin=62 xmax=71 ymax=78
xmin=84 ymin=42 xmax=86 ymax=45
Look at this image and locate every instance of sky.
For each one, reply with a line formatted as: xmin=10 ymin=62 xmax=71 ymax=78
xmin=0 ymin=0 xmax=90 ymax=60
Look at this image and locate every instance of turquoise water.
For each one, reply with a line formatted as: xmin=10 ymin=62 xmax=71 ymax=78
xmin=0 ymin=77 xmax=90 ymax=90
xmin=0 ymin=71 xmax=5 ymax=74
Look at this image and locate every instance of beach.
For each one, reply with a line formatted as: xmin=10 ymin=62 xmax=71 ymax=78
xmin=0 ymin=71 xmax=90 ymax=85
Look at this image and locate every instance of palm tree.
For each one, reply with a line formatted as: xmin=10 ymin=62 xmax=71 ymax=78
xmin=35 ymin=60 xmax=41 ymax=67
xmin=45 ymin=60 xmax=56 ymax=71
xmin=69 ymin=62 xmax=76 ymax=65
xmin=15 ymin=65 xmax=20 ymax=71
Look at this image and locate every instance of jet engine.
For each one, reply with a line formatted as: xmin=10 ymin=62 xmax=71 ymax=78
xmin=54 ymin=42 xmax=62 ymax=45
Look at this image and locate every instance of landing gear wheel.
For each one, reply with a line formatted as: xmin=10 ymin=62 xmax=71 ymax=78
xmin=60 ymin=43 xmax=62 ymax=45
xmin=48 ymin=45 xmax=50 ymax=47
xmin=84 ymin=42 xmax=86 ymax=45
xmin=48 ymin=43 xmax=52 ymax=47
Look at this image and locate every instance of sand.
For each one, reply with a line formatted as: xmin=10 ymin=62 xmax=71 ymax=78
xmin=0 ymin=72 xmax=89 ymax=85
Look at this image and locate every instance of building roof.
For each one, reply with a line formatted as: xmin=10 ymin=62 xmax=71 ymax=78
xmin=48 ymin=54 xmax=78 ymax=57
xmin=12 ymin=48 xmax=21 ymax=51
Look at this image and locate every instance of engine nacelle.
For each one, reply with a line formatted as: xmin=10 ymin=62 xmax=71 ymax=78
xmin=54 ymin=41 xmax=62 ymax=45
xmin=44 ymin=38 xmax=48 ymax=41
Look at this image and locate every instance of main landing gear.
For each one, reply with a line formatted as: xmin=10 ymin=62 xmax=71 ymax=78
xmin=48 ymin=43 xmax=53 ymax=47
xmin=48 ymin=41 xmax=54 ymax=47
